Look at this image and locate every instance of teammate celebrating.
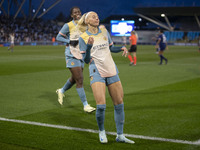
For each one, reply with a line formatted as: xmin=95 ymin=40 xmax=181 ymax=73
xmin=56 ymin=7 xmax=95 ymax=113
xmin=8 ymin=33 xmax=15 ymax=52
xmin=79 ymin=11 xmax=135 ymax=144
xmin=156 ymin=29 xmax=168 ymax=65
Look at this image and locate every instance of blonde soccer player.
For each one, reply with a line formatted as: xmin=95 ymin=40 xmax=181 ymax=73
xmin=56 ymin=7 xmax=95 ymax=113
xmin=79 ymin=11 xmax=135 ymax=144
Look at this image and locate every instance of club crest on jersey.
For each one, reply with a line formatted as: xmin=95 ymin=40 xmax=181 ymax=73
xmin=103 ymin=36 xmax=107 ymax=41
xmin=71 ymin=62 xmax=75 ymax=66
xmin=90 ymin=76 xmax=93 ymax=81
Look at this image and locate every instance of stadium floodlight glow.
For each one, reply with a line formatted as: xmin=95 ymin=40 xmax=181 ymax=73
xmin=139 ymin=18 xmax=142 ymax=22
xmin=32 ymin=9 xmax=35 ymax=13
xmin=121 ymin=18 xmax=125 ymax=21
xmin=161 ymin=14 xmax=165 ymax=17
xmin=43 ymin=8 xmax=46 ymax=12
xmin=110 ymin=20 xmax=135 ymax=36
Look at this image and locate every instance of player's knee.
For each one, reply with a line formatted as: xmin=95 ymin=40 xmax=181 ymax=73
xmin=75 ymin=77 xmax=83 ymax=86
xmin=96 ymin=98 xmax=106 ymax=105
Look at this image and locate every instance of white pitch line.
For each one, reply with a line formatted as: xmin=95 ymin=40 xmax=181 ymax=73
xmin=193 ymin=139 xmax=200 ymax=145
xmin=0 ymin=117 xmax=199 ymax=146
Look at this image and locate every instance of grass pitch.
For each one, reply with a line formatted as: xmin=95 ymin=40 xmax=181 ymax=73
xmin=0 ymin=45 xmax=200 ymax=150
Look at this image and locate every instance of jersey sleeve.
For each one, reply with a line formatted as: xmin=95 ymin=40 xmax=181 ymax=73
xmin=79 ymin=36 xmax=92 ymax=64
xmin=158 ymin=35 xmax=162 ymax=40
xmin=79 ymin=37 xmax=87 ymax=52
xmin=107 ymin=30 xmax=113 ymax=45
xmin=56 ymin=23 xmax=70 ymax=43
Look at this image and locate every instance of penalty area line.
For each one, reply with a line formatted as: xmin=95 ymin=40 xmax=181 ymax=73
xmin=0 ymin=117 xmax=199 ymax=145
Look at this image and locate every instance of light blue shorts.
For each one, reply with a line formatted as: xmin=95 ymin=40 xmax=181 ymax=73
xmin=66 ymin=56 xmax=84 ymax=68
xmin=89 ymin=62 xmax=120 ymax=86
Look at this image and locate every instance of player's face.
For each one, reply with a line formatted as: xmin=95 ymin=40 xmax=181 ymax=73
xmin=71 ymin=8 xmax=81 ymax=20
xmin=88 ymin=12 xmax=99 ymax=27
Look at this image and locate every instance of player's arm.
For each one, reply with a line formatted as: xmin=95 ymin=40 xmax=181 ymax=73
xmin=156 ymin=38 xmax=161 ymax=48
xmin=107 ymin=31 xmax=128 ymax=56
xmin=79 ymin=37 xmax=93 ymax=64
xmin=56 ymin=23 xmax=70 ymax=44
xmin=129 ymin=39 xmax=132 ymax=47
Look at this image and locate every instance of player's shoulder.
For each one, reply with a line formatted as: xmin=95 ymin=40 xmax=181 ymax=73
xmin=80 ymin=32 xmax=89 ymax=39
xmin=158 ymin=34 xmax=162 ymax=38
xmin=80 ymin=32 xmax=90 ymax=43
xmin=99 ymin=26 xmax=108 ymax=34
xmin=67 ymin=21 xmax=75 ymax=28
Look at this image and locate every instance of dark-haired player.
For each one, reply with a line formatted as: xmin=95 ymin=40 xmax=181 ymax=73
xmin=156 ymin=29 xmax=168 ymax=65
xmin=56 ymin=7 xmax=95 ymax=112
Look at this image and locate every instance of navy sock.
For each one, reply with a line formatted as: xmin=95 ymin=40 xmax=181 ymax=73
xmin=96 ymin=104 xmax=106 ymax=131
xmin=159 ymin=55 xmax=163 ymax=64
xmin=114 ymin=103 xmax=124 ymax=135
xmin=161 ymin=55 xmax=167 ymax=61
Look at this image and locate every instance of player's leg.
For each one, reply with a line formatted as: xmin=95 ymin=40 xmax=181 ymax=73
xmin=70 ymin=66 xmax=95 ymax=112
xmin=8 ymin=43 xmax=11 ymax=50
xmin=91 ymin=82 xmax=107 ymax=143
xmin=61 ymin=77 xmax=75 ymax=93
xmin=128 ymin=47 xmax=134 ymax=65
xmin=56 ymin=57 xmax=77 ymax=105
xmin=56 ymin=77 xmax=75 ymax=105
xmin=158 ymin=50 xmax=167 ymax=65
xmin=158 ymin=50 xmax=164 ymax=64
xmin=11 ymin=44 xmax=14 ymax=52
xmin=108 ymin=81 xmax=134 ymax=144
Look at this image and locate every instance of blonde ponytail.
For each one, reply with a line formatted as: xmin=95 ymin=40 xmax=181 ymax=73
xmin=76 ymin=13 xmax=88 ymax=33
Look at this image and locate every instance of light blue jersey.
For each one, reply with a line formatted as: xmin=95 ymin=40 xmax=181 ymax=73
xmin=79 ymin=27 xmax=120 ymax=85
xmin=56 ymin=20 xmax=83 ymax=59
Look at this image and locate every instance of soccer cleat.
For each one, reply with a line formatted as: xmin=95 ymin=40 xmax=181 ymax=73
xmin=56 ymin=89 xmax=65 ymax=105
xmin=129 ymin=62 xmax=134 ymax=66
xmin=84 ymin=104 xmax=96 ymax=113
xmin=99 ymin=130 xmax=108 ymax=143
xmin=116 ymin=134 xmax=135 ymax=144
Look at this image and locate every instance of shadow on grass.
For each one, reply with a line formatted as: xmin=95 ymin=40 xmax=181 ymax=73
xmin=38 ymin=91 xmax=74 ymax=107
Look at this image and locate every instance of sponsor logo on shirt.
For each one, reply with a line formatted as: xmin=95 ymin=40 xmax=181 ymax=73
xmin=93 ymin=43 xmax=109 ymax=51
xmin=90 ymin=76 xmax=93 ymax=81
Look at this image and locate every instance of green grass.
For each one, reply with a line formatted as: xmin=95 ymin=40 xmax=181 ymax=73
xmin=0 ymin=45 xmax=200 ymax=150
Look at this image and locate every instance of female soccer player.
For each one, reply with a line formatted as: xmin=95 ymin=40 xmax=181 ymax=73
xmin=128 ymin=30 xmax=138 ymax=66
xmin=156 ymin=29 xmax=168 ymax=65
xmin=79 ymin=11 xmax=135 ymax=144
xmin=56 ymin=7 xmax=95 ymax=113
xmin=8 ymin=33 xmax=15 ymax=52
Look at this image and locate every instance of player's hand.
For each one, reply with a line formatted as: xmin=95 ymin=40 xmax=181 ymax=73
xmin=87 ymin=37 xmax=94 ymax=45
xmin=121 ymin=46 xmax=128 ymax=57
xmin=69 ymin=40 xmax=79 ymax=47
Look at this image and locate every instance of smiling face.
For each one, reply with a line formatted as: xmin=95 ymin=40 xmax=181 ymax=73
xmin=86 ymin=12 xmax=99 ymax=27
xmin=71 ymin=7 xmax=81 ymax=21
